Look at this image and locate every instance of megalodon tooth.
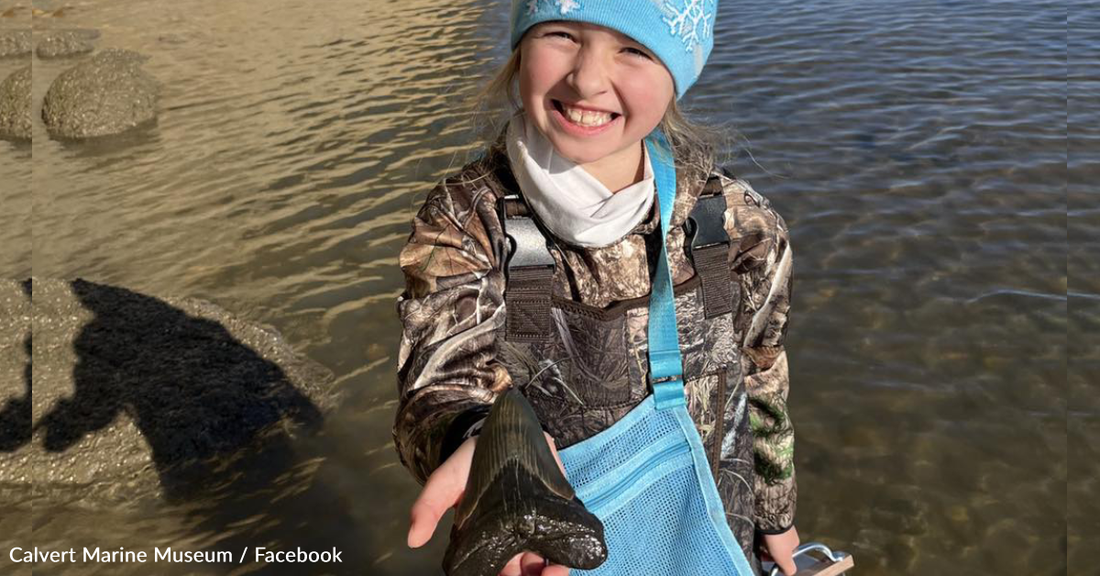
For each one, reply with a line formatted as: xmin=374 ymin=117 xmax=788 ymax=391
xmin=443 ymin=388 xmax=607 ymax=576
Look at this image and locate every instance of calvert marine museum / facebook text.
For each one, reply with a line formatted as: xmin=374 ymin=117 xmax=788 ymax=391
xmin=8 ymin=545 xmax=344 ymax=565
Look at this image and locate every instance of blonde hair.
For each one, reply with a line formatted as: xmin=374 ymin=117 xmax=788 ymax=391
xmin=461 ymin=47 xmax=734 ymax=181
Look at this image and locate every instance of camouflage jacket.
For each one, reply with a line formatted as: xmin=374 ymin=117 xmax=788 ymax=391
xmin=394 ymin=137 xmax=797 ymax=555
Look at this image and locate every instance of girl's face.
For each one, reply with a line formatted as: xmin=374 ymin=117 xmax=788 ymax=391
xmin=518 ymin=21 xmax=675 ymax=170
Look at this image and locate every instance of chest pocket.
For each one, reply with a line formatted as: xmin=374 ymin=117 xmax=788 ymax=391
xmin=495 ymin=188 xmax=741 ymax=449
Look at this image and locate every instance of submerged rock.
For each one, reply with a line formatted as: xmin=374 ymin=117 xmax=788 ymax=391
xmin=0 ymin=30 xmax=31 ymax=59
xmin=36 ymin=29 xmax=100 ymax=59
xmin=41 ymin=48 xmax=158 ymax=139
xmin=0 ymin=278 xmax=337 ymax=506
xmin=0 ymin=66 xmax=31 ymax=141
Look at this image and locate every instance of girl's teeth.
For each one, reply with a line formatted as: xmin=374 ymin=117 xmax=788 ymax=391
xmin=564 ymin=106 xmax=612 ymax=127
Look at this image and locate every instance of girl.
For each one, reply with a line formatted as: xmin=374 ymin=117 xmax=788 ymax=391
xmin=395 ymin=2 xmax=798 ymax=574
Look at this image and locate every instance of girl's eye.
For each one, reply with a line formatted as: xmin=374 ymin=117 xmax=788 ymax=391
xmin=542 ymin=31 xmax=649 ymax=59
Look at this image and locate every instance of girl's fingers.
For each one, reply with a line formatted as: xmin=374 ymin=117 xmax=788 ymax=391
xmin=542 ymin=564 xmax=571 ymax=576
xmin=407 ymin=469 xmax=459 ymax=548
xmin=498 ymin=553 xmax=524 ymax=576
xmin=407 ymin=487 xmax=449 ymax=547
xmin=407 ymin=439 xmax=476 ymax=548
xmin=519 ymin=552 xmax=545 ymax=575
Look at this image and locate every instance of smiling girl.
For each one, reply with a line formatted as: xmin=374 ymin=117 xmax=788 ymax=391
xmin=395 ymin=2 xmax=799 ymax=575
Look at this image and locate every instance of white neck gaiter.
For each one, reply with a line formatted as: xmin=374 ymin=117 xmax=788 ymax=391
xmin=504 ymin=112 xmax=655 ymax=248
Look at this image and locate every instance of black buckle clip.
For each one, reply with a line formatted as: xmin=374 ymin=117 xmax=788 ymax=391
xmin=686 ymin=193 xmax=730 ymax=251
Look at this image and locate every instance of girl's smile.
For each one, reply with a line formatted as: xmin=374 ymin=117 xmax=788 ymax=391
xmin=550 ymin=99 xmax=622 ymax=136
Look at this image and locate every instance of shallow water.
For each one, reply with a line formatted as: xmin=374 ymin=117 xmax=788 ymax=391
xmin=0 ymin=0 xmax=1082 ymax=574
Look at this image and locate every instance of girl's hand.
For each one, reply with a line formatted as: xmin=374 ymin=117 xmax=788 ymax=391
xmin=407 ymin=433 xmax=570 ymax=576
xmin=759 ymin=525 xmax=800 ymax=576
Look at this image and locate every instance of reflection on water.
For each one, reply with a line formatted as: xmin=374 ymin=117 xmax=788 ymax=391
xmin=0 ymin=0 xmax=1083 ymax=574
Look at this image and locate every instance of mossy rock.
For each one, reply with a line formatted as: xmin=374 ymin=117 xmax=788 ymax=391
xmin=42 ymin=48 xmax=159 ymax=139
xmin=0 ymin=30 xmax=31 ymax=59
xmin=0 ymin=66 xmax=30 ymax=141
xmin=36 ymin=29 xmax=100 ymax=59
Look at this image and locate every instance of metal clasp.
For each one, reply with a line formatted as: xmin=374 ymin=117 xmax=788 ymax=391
xmin=764 ymin=542 xmax=855 ymax=576
xmin=499 ymin=194 xmax=555 ymax=272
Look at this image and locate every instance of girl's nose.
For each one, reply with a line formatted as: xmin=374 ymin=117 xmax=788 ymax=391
xmin=567 ymin=47 xmax=610 ymax=99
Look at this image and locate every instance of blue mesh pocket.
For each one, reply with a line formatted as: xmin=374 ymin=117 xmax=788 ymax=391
xmin=559 ymin=396 xmax=754 ymax=576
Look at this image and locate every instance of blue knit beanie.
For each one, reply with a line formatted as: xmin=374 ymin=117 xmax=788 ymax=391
xmin=510 ymin=0 xmax=718 ymax=100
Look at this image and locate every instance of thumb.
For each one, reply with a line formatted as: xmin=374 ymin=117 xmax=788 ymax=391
xmin=408 ymin=438 xmax=475 ymax=548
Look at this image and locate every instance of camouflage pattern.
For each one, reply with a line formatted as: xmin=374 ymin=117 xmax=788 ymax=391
xmin=394 ymin=135 xmax=796 ymax=560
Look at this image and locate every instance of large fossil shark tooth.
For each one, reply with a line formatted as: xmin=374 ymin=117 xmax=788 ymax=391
xmin=443 ymin=389 xmax=607 ymax=576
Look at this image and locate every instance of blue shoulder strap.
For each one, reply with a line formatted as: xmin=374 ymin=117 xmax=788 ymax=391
xmin=644 ymin=130 xmax=686 ymax=411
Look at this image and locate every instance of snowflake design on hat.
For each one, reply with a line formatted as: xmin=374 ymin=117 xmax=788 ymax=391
xmin=526 ymin=0 xmax=580 ymax=15
xmin=663 ymin=0 xmax=714 ymax=51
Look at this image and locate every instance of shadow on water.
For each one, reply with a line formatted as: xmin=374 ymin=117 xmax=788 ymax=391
xmin=37 ymin=279 xmax=323 ymax=498
xmin=0 ymin=279 xmax=31 ymax=453
xmin=29 ymin=279 xmax=370 ymax=573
